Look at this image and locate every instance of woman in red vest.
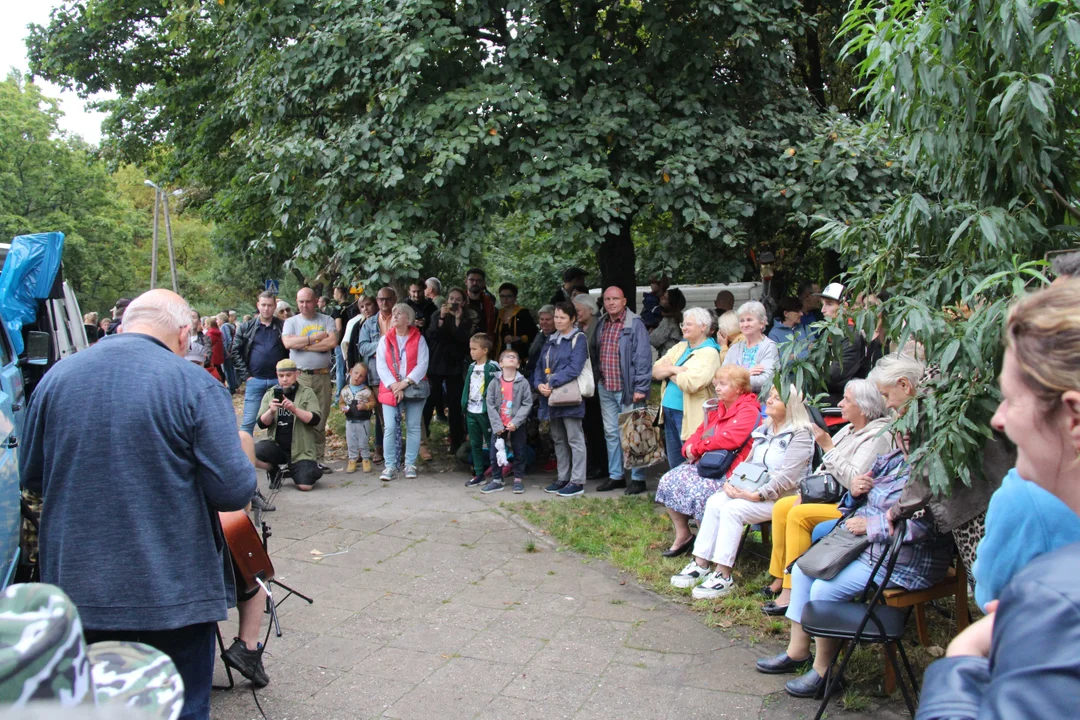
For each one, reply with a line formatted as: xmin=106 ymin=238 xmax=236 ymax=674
xmin=376 ymin=303 xmax=431 ymax=481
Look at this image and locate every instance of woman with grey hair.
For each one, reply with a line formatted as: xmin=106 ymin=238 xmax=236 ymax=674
xmin=722 ymin=301 xmax=779 ymax=398
xmin=760 ymin=378 xmax=895 ymax=615
xmin=376 ymin=302 xmax=430 ymax=481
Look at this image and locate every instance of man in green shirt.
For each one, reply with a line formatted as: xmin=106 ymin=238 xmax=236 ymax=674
xmin=255 ymin=359 xmax=324 ymax=490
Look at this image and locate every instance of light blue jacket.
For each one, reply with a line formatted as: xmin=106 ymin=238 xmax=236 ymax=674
xmin=356 ymin=314 xmax=384 ymax=385
xmin=972 ymin=468 xmax=1080 ymax=610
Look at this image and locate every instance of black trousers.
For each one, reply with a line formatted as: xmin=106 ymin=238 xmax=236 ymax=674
xmin=583 ymin=393 xmax=607 ymax=474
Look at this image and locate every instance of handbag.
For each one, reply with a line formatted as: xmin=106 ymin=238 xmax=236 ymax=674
xmin=620 ymin=407 xmax=666 ymax=469
xmin=795 ymin=522 xmax=870 ymax=580
xmin=387 ymin=334 xmax=431 ymax=400
xmin=728 ymin=461 xmax=770 ymax=492
xmin=697 ymin=415 xmax=761 ymax=480
xmin=544 ymin=336 xmax=590 ymax=406
xmin=800 ymin=472 xmax=844 ymax=504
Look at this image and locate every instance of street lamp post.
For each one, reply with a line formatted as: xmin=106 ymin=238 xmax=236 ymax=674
xmin=144 ymin=180 xmax=179 ymax=293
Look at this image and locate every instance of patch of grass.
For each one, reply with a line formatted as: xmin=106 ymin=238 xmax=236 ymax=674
xmin=524 ymin=540 xmax=538 ymax=553
xmin=842 ymin=689 xmax=871 ymax=712
xmin=610 ymin=598 xmax=627 ymax=605
xmin=518 ymin=496 xmax=974 ymax=701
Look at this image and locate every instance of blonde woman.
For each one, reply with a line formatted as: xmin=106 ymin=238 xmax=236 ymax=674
xmin=671 ymin=385 xmax=815 ymax=598
xmin=715 ymin=310 xmax=742 ymax=362
xmin=722 ymin=301 xmax=780 ymax=398
xmin=652 ymin=306 xmax=722 ymax=469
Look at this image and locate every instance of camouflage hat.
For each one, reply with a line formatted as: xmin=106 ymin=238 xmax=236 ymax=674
xmin=0 ymin=584 xmax=184 ymax=719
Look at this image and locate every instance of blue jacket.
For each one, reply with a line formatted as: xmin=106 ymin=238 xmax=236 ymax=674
xmin=357 ymin=314 xmax=385 ymax=385
xmin=532 ymin=328 xmax=588 ymax=420
xmin=917 ymin=541 xmax=1080 ymax=720
xmin=589 ymin=309 xmax=652 ymax=406
xmin=19 ymin=333 xmax=256 ymax=631
xmin=972 ymin=469 xmax=1080 ymax=610
xmin=767 ymin=323 xmax=810 ymax=360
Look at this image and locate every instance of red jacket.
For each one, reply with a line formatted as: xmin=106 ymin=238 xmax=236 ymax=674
xmin=682 ymin=392 xmax=760 ymax=471
xmin=207 ymin=327 xmax=226 ymax=366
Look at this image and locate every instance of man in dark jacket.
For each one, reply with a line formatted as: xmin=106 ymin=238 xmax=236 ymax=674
xmin=817 ymin=283 xmax=866 ymax=406
xmin=231 ymin=290 xmax=289 ymax=435
xmin=19 ymin=288 xmax=256 ymax=720
xmin=591 ymin=286 xmax=653 ymax=495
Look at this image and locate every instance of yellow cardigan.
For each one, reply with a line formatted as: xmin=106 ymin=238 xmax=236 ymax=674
xmin=656 ymin=341 xmax=722 ymax=441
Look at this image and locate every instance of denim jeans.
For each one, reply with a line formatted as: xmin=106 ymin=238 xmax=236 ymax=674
xmin=663 ymin=406 xmax=684 ymax=470
xmin=785 ymin=556 xmax=897 ymax=625
xmin=382 ymin=398 xmax=425 ymax=470
xmin=334 ymin=346 xmax=347 ymax=400
xmin=597 ymin=383 xmax=645 ymax=481
xmin=241 ymin=377 xmax=277 ymax=435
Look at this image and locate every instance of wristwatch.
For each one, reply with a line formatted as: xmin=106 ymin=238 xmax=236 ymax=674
xmin=406 ymin=378 xmax=416 ymax=386
xmin=757 ymin=490 xmax=766 ymax=502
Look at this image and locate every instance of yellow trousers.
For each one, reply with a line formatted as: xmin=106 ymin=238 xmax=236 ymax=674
xmin=768 ymin=495 xmax=843 ymax=589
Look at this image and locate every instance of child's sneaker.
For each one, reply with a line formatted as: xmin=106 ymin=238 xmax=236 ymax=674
xmin=362 ymin=459 xmax=373 ymax=473
xmin=512 ymin=480 xmax=525 ymax=494
xmin=346 ymin=460 xmax=357 ymax=474
xmin=544 ymin=481 xmax=568 ymax=494
xmin=556 ymin=483 xmax=584 ymax=498
xmin=465 ymin=475 xmax=486 ymax=488
xmin=480 ymin=480 xmax=505 ymax=494
xmin=692 ymin=571 xmax=736 ymax=599
xmin=670 ymin=561 xmax=709 ymax=589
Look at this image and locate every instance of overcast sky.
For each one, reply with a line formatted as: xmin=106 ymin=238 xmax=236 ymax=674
xmin=2 ymin=2 xmax=108 ymax=144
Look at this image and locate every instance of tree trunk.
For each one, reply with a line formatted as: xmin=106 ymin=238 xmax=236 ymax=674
xmin=595 ymin=216 xmax=638 ymax=311
xmin=802 ymin=0 xmax=827 ymax=109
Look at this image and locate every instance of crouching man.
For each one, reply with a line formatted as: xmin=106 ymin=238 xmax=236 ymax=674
xmin=254 ymin=359 xmax=324 ymax=491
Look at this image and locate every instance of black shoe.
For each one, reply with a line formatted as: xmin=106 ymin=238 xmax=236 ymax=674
xmin=595 ymin=478 xmax=627 ymax=492
xmin=318 ymin=463 xmax=335 ymax=475
xmin=544 ymin=481 xmax=569 ymax=494
xmin=586 ymin=468 xmax=607 ymax=481
xmin=761 ymin=600 xmax=790 ymax=617
xmin=756 ymin=652 xmax=812 ymax=675
xmin=785 ymin=668 xmax=830 ymax=698
xmin=623 ymin=481 xmax=647 ymax=496
xmin=222 ymin=639 xmax=270 ymax=688
xmin=758 ymin=586 xmax=781 ymax=599
xmin=661 ymin=535 xmax=696 ymax=558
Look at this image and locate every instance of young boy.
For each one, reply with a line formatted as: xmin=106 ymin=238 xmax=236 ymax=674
xmin=462 ymin=333 xmax=500 ymax=488
xmin=481 ymin=349 xmax=534 ymax=494
xmin=340 ymin=363 xmax=376 ymax=473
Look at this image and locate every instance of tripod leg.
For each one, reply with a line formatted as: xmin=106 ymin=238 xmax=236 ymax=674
xmin=213 ymin=624 xmax=235 ymax=690
xmin=270 ymin=578 xmax=315 ymax=605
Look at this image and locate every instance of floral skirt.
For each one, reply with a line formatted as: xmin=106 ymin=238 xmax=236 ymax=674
xmin=654 ymin=462 xmax=724 ymax=522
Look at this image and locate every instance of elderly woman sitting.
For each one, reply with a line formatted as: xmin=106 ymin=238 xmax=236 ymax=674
xmin=755 ymin=437 xmax=953 ymax=699
xmin=761 ymin=379 xmax=894 ymax=615
xmin=671 ymin=386 xmax=815 ymax=598
xmin=652 ymin=306 xmax=722 ymax=470
xmin=722 ymin=301 xmax=779 ymax=398
xmin=654 ymin=366 xmax=761 ymax=556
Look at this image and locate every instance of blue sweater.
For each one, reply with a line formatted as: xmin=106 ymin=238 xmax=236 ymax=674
xmin=972 ymin=468 xmax=1080 ymax=611
xmin=20 ymin=333 xmax=256 ymax=631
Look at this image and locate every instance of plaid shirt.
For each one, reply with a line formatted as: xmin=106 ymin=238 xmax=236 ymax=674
xmin=841 ymin=450 xmax=953 ymax=591
xmin=598 ymin=310 xmax=625 ymax=392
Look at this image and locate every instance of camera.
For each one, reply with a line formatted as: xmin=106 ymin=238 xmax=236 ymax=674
xmin=273 ymin=386 xmax=284 ymax=402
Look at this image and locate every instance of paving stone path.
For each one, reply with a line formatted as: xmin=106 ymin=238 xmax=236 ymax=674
xmin=211 ymin=465 xmax=907 ymax=720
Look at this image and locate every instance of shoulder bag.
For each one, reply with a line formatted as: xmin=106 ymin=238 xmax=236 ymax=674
xmin=794 ymin=521 xmax=869 ymax=580
xmin=387 ymin=335 xmax=431 ymax=400
xmin=698 ymin=416 xmax=761 ymax=480
xmin=727 ymin=461 xmax=771 ymax=493
xmin=547 ymin=336 xmax=591 ymax=406
xmin=800 ymin=472 xmax=844 ymax=505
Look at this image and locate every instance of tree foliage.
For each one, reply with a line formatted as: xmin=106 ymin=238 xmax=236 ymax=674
xmin=27 ymin=0 xmax=891 ymax=303
xmin=800 ymin=0 xmax=1080 ymax=494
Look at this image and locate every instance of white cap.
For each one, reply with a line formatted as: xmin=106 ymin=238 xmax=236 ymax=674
xmin=815 ymin=282 xmax=845 ymax=302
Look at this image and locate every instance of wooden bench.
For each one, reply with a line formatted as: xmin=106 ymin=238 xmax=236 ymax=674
xmin=879 ymin=561 xmax=970 ymax=693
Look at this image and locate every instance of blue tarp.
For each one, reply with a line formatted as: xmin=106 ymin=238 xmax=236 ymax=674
xmin=0 ymin=232 xmax=65 ymax=355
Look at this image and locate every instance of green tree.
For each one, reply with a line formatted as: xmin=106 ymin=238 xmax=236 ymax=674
xmin=27 ymin=0 xmax=891 ymax=306
xmin=798 ymin=0 xmax=1080 ymax=493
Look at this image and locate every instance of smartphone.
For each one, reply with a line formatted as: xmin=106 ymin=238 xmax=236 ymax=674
xmin=273 ymin=386 xmax=284 ymax=402
xmin=451 ymin=301 xmax=461 ymax=311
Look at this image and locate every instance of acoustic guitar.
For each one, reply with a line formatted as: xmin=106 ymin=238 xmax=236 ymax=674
xmin=219 ymin=510 xmax=275 ymax=595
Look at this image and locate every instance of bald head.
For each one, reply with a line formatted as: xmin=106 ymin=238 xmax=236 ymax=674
xmin=121 ymin=289 xmax=194 ymax=356
xmin=602 ymin=285 xmax=627 ymax=317
xmin=296 ymin=287 xmax=317 ymax=318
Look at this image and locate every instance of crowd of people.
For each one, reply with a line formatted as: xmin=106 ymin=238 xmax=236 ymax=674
xmin=22 ymin=251 xmax=1080 ymax=718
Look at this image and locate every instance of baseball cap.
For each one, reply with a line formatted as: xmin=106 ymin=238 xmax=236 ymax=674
xmin=0 ymin=583 xmax=183 ymax=718
xmin=276 ymin=358 xmax=298 ymax=372
xmin=814 ymin=283 xmax=845 ymax=302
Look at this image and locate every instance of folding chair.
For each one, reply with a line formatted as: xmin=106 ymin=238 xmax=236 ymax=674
xmin=799 ymin=519 xmax=920 ymax=719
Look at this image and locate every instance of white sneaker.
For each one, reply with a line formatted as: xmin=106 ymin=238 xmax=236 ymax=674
xmin=380 ymin=467 xmax=397 ymax=482
xmin=404 ymin=465 xmax=418 ymax=479
xmin=670 ymin=561 xmax=710 ymax=589
xmin=692 ymin=571 xmax=735 ymax=599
